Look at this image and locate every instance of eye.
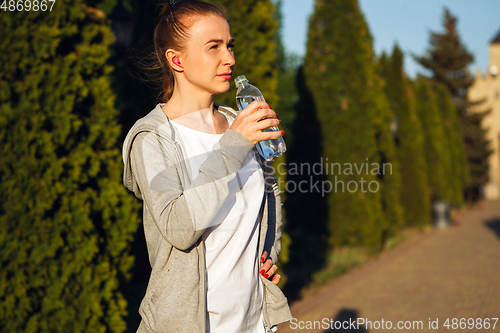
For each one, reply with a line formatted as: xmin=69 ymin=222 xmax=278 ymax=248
xmin=227 ymin=43 xmax=235 ymax=51
xmin=209 ymin=44 xmax=218 ymax=50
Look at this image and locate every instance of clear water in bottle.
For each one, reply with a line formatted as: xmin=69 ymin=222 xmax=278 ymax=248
xmin=235 ymin=76 xmax=286 ymax=161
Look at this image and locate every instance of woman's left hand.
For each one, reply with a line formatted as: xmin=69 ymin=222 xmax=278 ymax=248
xmin=259 ymin=251 xmax=281 ymax=285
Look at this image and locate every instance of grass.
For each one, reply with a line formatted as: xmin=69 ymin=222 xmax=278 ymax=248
xmin=299 ymin=225 xmax=431 ymax=298
xmin=306 ymin=246 xmax=371 ymax=290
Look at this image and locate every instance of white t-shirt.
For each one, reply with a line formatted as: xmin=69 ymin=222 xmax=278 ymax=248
xmin=170 ymin=119 xmax=266 ymax=333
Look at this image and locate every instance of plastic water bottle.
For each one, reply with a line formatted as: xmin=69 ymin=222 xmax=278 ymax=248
xmin=235 ymin=75 xmax=286 ymax=161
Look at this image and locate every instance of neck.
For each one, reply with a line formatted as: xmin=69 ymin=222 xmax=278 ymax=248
xmin=162 ymin=85 xmax=227 ymax=134
xmin=163 ymin=86 xmax=215 ymax=119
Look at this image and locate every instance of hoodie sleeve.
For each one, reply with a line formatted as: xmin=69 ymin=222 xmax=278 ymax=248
xmin=129 ymin=129 xmax=254 ymax=251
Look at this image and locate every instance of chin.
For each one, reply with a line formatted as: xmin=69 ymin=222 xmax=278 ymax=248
xmin=212 ymin=83 xmax=231 ymax=95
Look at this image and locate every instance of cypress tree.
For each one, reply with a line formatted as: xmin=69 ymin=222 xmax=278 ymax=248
xmin=0 ymin=1 xmax=140 ymax=332
xmin=413 ymin=77 xmax=454 ymax=202
xmin=435 ymin=83 xmax=468 ymax=204
xmin=111 ymin=0 xmax=160 ymax=141
xmin=265 ymin=0 xmax=295 ymax=288
xmin=371 ymin=66 xmax=404 ymax=244
xmin=273 ymin=0 xmax=297 ymax=141
xmin=304 ymin=0 xmax=392 ymax=248
xmin=379 ymin=46 xmax=431 ymax=228
xmin=414 ymin=8 xmax=488 ymax=202
xmin=460 ymin=110 xmax=492 ymax=195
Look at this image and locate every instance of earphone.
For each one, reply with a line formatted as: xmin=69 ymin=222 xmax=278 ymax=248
xmin=173 ymin=57 xmax=183 ymax=68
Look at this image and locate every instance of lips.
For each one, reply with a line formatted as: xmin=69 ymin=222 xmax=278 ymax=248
xmin=217 ymin=72 xmax=232 ymax=80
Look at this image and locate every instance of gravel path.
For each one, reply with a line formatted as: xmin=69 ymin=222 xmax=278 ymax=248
xmin=277 ymin=200 xmax=500 ymax=333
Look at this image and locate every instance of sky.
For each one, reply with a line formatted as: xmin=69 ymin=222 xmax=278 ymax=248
xmin=281 ymin=0 xmax=500 ymax=79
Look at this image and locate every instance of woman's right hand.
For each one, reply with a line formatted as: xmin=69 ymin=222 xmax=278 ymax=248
xmin=230 ymin=101 xmax=283 ymax=145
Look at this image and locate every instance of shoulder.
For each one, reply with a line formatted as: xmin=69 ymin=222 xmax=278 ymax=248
xmin=123 ymin=104 xmax=178 ymax=192
xmin=124 ymin=104 xmax=177 ymax=160
xmin=131 ymin=131 xmax=176 ymax=165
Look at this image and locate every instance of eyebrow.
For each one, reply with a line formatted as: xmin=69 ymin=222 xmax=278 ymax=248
xmin=205 ymin=38 xmax=235 ymax=45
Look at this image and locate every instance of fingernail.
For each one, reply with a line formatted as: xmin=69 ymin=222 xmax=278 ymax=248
xmin=264 ymin=274 xmax=269 ymax=278
xmin=260 ymin=269 xmax=265 ymax=275
xmin=261 ymin=257 xmax=265 ymax=262
xmin=269 ymin=106 xmax=272 ymax=109
xmin=278 ymin=120 xmax=281 ymax=124
xmin=281 ymin=131 xmax=285 ymax=135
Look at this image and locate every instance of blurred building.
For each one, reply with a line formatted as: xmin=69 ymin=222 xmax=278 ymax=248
xmin=469 ymin=29 xmax=500 ymax=199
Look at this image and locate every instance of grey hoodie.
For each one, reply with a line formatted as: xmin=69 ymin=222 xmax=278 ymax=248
xmin=122 ymin=103 xmax=292 ymax=332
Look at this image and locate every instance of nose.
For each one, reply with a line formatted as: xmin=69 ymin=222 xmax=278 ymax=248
xmin=222 ymin=48 xmax=235 ymax=67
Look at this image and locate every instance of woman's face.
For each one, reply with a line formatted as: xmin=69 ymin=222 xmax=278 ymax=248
xmin=180 ymin=15 xmax=235 ymax=96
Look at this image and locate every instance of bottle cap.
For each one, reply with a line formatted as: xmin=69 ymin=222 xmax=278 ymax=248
xmin=234 ymin=75 xmax=248 ymax=88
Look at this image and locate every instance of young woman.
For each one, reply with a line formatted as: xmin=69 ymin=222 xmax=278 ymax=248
xmin=122 ymin=0 xmax=292 ymax=332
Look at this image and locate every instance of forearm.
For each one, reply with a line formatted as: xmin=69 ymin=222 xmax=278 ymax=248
xmin=131 ymin=129 xmax=254 ymax=250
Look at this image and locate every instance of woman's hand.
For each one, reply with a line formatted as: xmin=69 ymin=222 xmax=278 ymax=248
xmin=259 ymin=251 xmax=281 ymax=285
xmin=230 ymin=101 xmax=283 ymax=145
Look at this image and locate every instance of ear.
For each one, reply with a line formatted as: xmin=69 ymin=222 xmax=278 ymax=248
xmin=166 ymin=49 xmax=184 ymax=71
